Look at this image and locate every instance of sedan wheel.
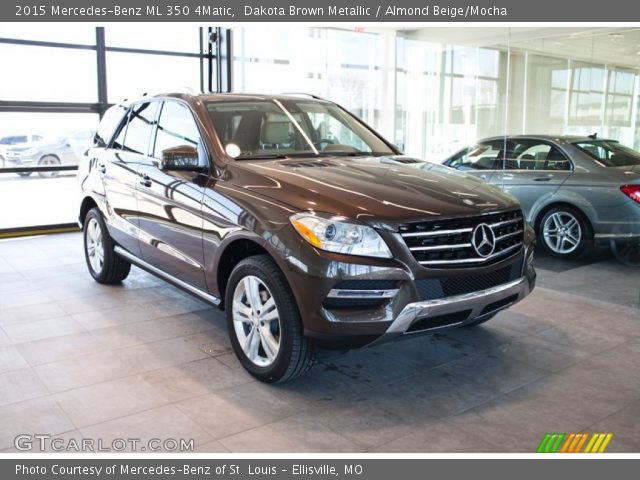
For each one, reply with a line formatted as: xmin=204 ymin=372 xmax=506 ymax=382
xmin=539 ymin=207 xmax=591 ymax=258
xmin=232 ymin=275 xmax=281 ymax=367
xmin=38 ymin=155 xmax=61 ymax=178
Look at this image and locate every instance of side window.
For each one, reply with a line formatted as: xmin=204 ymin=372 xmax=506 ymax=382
xmin=121 ymin=102 xmax=159 ymax=155
xmin=33 ymin=135 xmax=44 ymax=142
xmin=449 ymin=142 xmax=502 ymax=170
xmin=96 ymin=105 xmax=128 ymax=148
xmin=152 ymin=101 xmax=202 ymax=160
xmin=510 ymin=142 xmax=570 ymax=171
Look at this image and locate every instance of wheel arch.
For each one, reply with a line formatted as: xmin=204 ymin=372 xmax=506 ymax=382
xmin=533 ymin=201 xmax=594 ymax=237
xmin=214 ymin=237 xmax=274 ymax=309
xmin=79 ymin=196 xmax=99 ymax=228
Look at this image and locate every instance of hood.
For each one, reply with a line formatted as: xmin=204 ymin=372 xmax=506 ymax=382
xmin=227 ymin=155 xmax=519 ymax=230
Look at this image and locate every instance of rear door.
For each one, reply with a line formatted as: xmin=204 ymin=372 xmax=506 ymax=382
xmin=137 ymin=99 xmax=209 ymax=290
xmin=492 ymin=139 xmax=573 ymax=214
xmin=99 ymin=101 xmax=159 ymax=258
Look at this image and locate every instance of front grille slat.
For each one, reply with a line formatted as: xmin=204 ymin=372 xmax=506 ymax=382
xmin=400 ymin=210 xmax=524 ymax=268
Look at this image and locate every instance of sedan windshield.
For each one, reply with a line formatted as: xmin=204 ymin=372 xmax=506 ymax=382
xmin=574 ymin=140 xmax=640 ymax=167
xmin=206 ymin=99 xmax=394 ymax=159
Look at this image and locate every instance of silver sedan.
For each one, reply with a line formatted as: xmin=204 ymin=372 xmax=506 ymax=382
xmin=442 ymin=135 xmax=640 ymax=259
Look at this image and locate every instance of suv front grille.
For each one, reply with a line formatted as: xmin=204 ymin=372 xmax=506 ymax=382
xmin=399 ymin=210 xmax=524 ymax=268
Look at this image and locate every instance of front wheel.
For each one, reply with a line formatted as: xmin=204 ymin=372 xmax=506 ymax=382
xmin=539 ymin=206 xmax=591 ymax=258
xmin=83 ymin=208 xmax=131 ymax=284
xmin=38 ymin=155 xmax=61 ymax=178
xmin=225 ymin=255 xmax=315 ymax=383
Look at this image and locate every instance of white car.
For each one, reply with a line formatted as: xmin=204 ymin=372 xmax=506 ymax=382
xmin=0 ymin=134 xmax=44 ymax=167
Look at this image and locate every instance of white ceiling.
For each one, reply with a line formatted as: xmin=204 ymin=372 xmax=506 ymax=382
xmin=400 ymin=27 xmax=640 ymax=69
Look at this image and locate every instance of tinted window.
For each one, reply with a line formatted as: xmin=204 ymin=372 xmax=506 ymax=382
xmin=1 ymin=135 xmax=28 ymax=145
xmin=506 ymin=141 xmax=571 ymax=171
xmin=96 ymin=105 xmax=128 ymax=148
xmin=447 ymin=141 xmax=504 ymax=170
xmin=120 ymin=102 xmax=159 ymax=155
xmin=574 ymin=140 xmax=640 ymax=167
xmin=152 ymin=101 xmax=201 ymax=159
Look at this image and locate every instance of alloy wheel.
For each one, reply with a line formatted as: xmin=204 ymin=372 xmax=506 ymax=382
xmin=86 ymin=217 xmax=105 ymax=274
xmin=232 ymin=275 xmax=281 ymax=367
xmin=542 ymin=211 xmax=582 ymax=255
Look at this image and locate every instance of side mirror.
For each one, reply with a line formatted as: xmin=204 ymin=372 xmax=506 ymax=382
xmin=160 ymin=145 xmax=205 ymax=171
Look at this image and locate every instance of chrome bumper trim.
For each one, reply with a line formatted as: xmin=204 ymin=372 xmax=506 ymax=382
xmin=327 ymin=289 xmax=399 ymax=299
xmin=383 ymin=277 xmax=529 ymax=336
xmin=594 ymin=233 xmax=640 ymax=239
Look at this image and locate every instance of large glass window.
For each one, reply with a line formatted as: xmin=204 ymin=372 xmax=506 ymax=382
xmin=0 ymin=44 xmax=98 ymax=102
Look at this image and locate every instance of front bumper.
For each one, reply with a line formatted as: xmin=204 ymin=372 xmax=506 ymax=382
xmin=297 ymin=245 xmax=536 ymax=349
xmin=370 ymin=275 xmax=532 ymax=346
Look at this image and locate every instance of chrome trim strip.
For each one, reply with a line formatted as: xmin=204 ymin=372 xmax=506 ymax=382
xmin=418 ymin=243 xmax=522 ymax=265
xmin=594 ymin=233 xmax=640 ymax=239
xmin=114 ymin=246 xmax=221 ymax=306
xmin=489 ymin=218 xmax=521 ymax=229
xmin=495 ymin=229 xmax=524 ymax=242
xmin=327 ymin=289 xmax=398 ymax=299
xmin=409 ymin=243 xmax=472 ymax=251
xmin=380 ymin=277 xmax=528 ymax=337
xmin=401 ymin=227 xmax=473 ymax=238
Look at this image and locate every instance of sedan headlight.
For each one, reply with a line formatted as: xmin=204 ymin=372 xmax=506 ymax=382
xmin=290 ymin=213 xmax=392 ymax=258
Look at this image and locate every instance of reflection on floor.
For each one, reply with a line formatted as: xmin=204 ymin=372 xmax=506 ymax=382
xmin=0 ymin=233 xmax=639 ymax=453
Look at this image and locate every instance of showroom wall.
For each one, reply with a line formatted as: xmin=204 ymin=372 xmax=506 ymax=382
xmin=232 ymin=27 xmax=640 ymax=162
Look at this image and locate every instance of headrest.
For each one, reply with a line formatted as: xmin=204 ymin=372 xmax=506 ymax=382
xmin=261 ymin=122 xmax=290 ymax=145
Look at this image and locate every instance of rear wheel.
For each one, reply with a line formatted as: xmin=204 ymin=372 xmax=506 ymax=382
xmin=225 ymin=255 xmax=315 ymax=383
xmin=539 ymin=206 xmax=591 ymax=258
xmin=83 ymin=208 xmax=131 ymax=284
xmin=38 ymin=155 xmax=61 ymax=178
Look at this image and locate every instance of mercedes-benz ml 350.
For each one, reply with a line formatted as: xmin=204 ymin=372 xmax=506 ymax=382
xmin=77 ymin=93 xmax=536 ymax=382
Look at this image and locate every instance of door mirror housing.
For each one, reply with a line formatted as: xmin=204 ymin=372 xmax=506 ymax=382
xmin=160 ymin=145 xmax=206 ymax=172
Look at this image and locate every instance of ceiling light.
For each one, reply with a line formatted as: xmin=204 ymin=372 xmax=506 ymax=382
xmin=609 ymin=32 xmax=624 ymax=37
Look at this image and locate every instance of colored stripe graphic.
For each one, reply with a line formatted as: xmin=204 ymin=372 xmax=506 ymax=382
xmin=538 ymin=433 xmax=613 ymax=453
xmin=537 ymin=433 xmax=566 ymax=453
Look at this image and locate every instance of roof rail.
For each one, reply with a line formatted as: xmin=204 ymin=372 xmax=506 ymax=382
xmin=280 ymin=92 xmax=328 ymax=101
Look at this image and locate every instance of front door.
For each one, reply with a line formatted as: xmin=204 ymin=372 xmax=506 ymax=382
xmin=136 ymin=100 xmax=209 ymax=290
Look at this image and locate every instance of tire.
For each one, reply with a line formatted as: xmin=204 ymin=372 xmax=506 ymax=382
xmin=539 ymin=206 xmax=592 ymax=258
xmin=17 ymin=172 xmax=32 ymax=177
xmin=610 ymin=239 xmax=640 ymax=266
xmin=83 ymin=208 xmax=131 ymax=284
xmin=463 ymin=312 xmax=497 ymax=328
xmin=38 ymin=155 xmax=61 ymax=178
xmin=225 ymin=255 xmax=315 ymax=383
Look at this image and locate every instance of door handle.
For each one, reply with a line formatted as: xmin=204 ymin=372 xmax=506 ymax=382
xmin=139 ymin=174 xmax=152 ymax=188
xmin=533 ymin=176 xmax=553 ymax=182
xmin=97 ymin=163 xmax=106 ymax=174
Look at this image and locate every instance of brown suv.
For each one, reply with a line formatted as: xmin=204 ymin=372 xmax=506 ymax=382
xmin=78 ymin=93 xmax=536 ymax=382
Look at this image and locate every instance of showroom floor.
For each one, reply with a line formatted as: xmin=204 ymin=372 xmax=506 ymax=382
xmin=1 ymin=232 xmax=639 ymax=453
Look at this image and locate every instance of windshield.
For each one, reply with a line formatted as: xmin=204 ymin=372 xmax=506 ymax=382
xmin=573 ymin=140 xmax=640 ymax=167
xmin=206 ymin=99 xmax=394 ymax=159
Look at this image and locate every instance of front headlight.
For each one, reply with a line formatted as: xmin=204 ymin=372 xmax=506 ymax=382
xmin=290 ymin=212 xmax=392 ymax=258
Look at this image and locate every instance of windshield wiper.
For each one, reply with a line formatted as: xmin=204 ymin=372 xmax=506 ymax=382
xmin=235 ymin=154 xmax=289 ymax=160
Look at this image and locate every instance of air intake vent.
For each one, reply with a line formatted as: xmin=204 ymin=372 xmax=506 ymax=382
xmin=399 ymin=210 xmax=524 ymax=268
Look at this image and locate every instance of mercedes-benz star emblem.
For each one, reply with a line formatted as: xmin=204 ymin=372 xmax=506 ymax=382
xmin=471 ymin=223 xmax=496 ymax=258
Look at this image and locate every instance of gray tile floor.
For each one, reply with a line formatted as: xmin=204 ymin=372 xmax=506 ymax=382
xmin=1 ymin=233 xmax=639 ymax=453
